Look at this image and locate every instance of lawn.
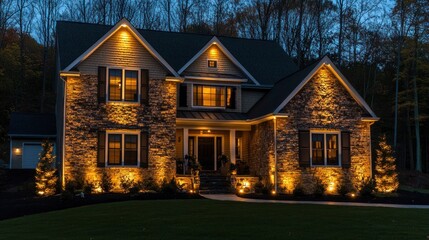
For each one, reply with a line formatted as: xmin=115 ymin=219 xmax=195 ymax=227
xmin=0 ymin=199 xmax=428 ymax=240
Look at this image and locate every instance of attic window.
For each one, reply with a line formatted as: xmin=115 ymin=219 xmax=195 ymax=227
xmin=208 ymin=60 xmax=217 ymax=68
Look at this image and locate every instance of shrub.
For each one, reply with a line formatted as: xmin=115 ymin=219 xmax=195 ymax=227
xmin=338 ymin=178 xmax=353 ymax=196
xmin=140 ymin=177 xmax=159 ymax=192
xmin=101 ymin=170 xmax=114 ymax=193
xmin=293 ymin=184 xmax=305 ymax=196
xmin=65 ymin=179 xmax=77 ymax=194
xmin=160 ymin=178 xmax=179 ymax=193
xmin=35 ymin=141 xmax=58 ymax=196
xmin=60 ymin=190 xmax=74 ymax=200
xmin=83 ymin=181 xmax=94 ymax=195
xmin=129 ymin=182 xmax=141 ymax=195
xmin=375 ymin=135 xmax=399 ymax=193
xmin=360 ymin=179 xmax=375 ymax=197
xmin=254 ymin=181 xmax=264 ymax=194
xmin=313 ymin=179 xmax=325 ymax=197
xmin=119 ymin=175 xmax=134 ymax=193
xmin=262 ymin=184 xmax=273 ymax=195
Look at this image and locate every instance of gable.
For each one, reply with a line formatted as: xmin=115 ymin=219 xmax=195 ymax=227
xmin=182 ymin=44 xmax=245 ymax=78
xmin=77 ymin=27 xmax=169 ymax=79
xmin=279 ymin=66 xmax=368 ymax=121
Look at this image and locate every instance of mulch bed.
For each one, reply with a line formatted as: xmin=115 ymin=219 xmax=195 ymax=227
xmin=0 ymin=192 xmax=202 ymax=221
xmin=239 ymin=190 xmax=429 ymax=205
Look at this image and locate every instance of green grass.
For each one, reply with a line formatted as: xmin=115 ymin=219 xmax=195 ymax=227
xmin=0 ymin=199 xmax=428 ymax=240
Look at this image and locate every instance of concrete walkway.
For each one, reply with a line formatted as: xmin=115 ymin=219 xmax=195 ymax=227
xmin=201 ymin=194 xmax=429 ymax=209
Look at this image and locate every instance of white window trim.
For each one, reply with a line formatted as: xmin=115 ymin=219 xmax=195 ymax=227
xmin=105 ymin=130 xmax=140 ymax=167
xmin=207 ymin=58 xmax=218 ymax=69
xmin=190 ymin=83 xmax=237 ymax=109
xmin=309 ymin=130 xmax=341 ymax=167
xmin=106 ymin=67 xmax=141 ymax=103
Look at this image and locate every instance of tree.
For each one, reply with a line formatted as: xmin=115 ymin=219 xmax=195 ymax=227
xmin=375 ymin=135 xmax=399 ymax=193
xmin=35 ymin=141 xmax=58 ymax=196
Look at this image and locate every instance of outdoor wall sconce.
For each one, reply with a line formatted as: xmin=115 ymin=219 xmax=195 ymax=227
xmin=14 ymin=148 xmax=22 ymax=156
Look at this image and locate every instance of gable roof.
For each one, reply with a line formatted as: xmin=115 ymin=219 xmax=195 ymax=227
xmin=60 ymin=19 xmax=178 ymax=76
xmin=8 ymin=112 xmax=56 ymax=137
xmin=178 ymin=36 xmax=260 ymax=85
xmin=56 ymin=20 xmax=298 ymax=86
xmin=248 ymin=56 xmax=378 ymax=119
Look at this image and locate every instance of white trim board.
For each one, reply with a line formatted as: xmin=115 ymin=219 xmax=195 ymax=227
xmin=63 ymin=18 xmax=179 ymax=77
xmin=178 ymin=36 xmax=260 ymax=86
xmin=273 ymin=56 xmax=378 ymax=119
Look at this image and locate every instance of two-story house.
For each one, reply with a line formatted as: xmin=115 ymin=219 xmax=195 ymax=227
xmin=55 ymin=19 xmax=378 ymax=193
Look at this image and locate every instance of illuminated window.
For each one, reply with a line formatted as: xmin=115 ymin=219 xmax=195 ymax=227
xmin=193 ymin=85 xmax=236 ymax=108
xmin=311 ymin=132 xmax=339 ymax=166
xmin=107 ymin=133 xmax=139 ymax=166
xmin=235 ymin=137 xmax=242 ymax=159
xmin=108 ymin=68 xmax=139 ymax=102
xmin=208 ymin=60 xmax=217 ymax=68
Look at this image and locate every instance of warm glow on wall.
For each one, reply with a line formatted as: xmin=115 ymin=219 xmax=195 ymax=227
xmin=14 ymin=148 xmax=22 ymax=155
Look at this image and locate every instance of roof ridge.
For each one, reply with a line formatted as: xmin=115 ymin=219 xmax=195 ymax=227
xmin=56 ymin=20 xmax=279 ymax=43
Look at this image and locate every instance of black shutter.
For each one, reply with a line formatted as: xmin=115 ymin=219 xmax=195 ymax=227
xmin=227 ymin=87 xmax=236 ymax=109
xmin=341 ymin=131 xmax=351 ymax=168
xmin=141 ymin=69 xmax=149 ymax=104
xmin=298 ymin=130 xmax=310 ymax=167
xmin=97 ymin=131 xmax=106 ymax=167
xmin=179 ymin=83 xmax=188 ymax=107
xmin=140 ymin=131 xmax=149 ymax=168
xmin=98 ymin=66 xmax=106 ymax=103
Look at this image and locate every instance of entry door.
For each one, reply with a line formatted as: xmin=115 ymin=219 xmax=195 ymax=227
xmin=198 ymin=137 xmax=215 ymax=170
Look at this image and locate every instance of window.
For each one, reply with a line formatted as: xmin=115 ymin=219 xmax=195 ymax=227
xmin=235 ymin=137 xmax=242 ymax=159
xmin=208 ymin=60 xmax=217 ymax=68
xmin=310 ymin=132 xmax=339 ymax=166
xmin=193 ymin=85 xmax=236 ymax=108
xmin=107 ymin=133 xmax=139 ymax=166
xmin=108 ymin=68 xmax=139 ymax=102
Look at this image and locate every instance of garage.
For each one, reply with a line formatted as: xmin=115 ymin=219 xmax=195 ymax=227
xmin=22 ymin=143 xmax=43 ymax=169
xmin=8 ymin=112 xmax=56 ymax=169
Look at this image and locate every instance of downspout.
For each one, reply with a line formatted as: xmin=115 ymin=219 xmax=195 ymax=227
xmin=60 ymin=76 xmax=66 ymax=189
xmin=273 ymin=116 xmax=277 ymax=193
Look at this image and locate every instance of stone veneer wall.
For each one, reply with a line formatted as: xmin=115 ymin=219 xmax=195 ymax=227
xmin=64 ymin=74 xmax=177 ymax=188
xmin=274 ymin=66 xmax=372 ymax=193
xmin=249 ymin=121 xmax=275 ymax=185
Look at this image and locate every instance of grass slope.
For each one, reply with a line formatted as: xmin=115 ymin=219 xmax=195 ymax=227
xmin=0 ymin=199 xmax=428 ymax=240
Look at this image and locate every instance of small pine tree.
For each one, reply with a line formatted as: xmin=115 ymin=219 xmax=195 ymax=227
xmin=375 ymin=135 xmax=399 ymax=193
xmin=35 ymin=141 xmax=58 ymax=196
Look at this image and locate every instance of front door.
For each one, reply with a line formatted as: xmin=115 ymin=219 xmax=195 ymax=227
xmin=198 ymin=137 xmax=215 ymax=170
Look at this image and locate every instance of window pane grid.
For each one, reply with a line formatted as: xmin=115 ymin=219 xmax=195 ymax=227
xmin=124 ymin=70 xmax=138 ymax=101
xmin=108 ymin=134 xmax=121 ymax=165
xmin=107 ymin=133 xmax=139 ymax=166
xmin=109 ymin=69 xmax=122 ymax=101
xmin=311 ymin=132 xmax=339 ymax=166
xmin=193 ymin=85 xmax=226 ymax=107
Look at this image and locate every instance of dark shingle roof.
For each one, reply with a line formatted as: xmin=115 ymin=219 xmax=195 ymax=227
xmin=8 ymin=112 xmax=56 ymax=136
xmin=177 ymin=111 xmax=248 ymax=121
xmin=56 ymin=21 xmax=298 ymax=86
xmin=247 ymin=60 xmax=321 ymax=119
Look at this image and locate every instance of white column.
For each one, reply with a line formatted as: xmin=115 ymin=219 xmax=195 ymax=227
xmin=230 ymin=129 xmax=236 ymax=164
xmin=183 ymin=128 xmax=189 ymax=156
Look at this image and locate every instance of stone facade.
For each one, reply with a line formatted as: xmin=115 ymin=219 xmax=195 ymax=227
xmin=64 ymin=74 xmax=177 ymax=188
xmin=274 ymin=66 xmax=372 ymax=193
xmin=247 ymin=66 xmax=373 ymax=194
xmin=249 ymin=121 xmax=275 ymax=185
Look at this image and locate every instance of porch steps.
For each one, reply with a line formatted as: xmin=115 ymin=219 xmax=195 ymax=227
xmin=199 ymin=173 xmax=231 ymax=194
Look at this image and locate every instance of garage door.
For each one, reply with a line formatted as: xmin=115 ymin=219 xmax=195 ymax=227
xmin=22 ymin=143 xmax=43 ymax=169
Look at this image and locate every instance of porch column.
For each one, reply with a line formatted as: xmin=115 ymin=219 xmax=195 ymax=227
xmin=230 ymin=129 xmax=236 ymax=164
xmin=183 ymin=128 xmax=189 ymax=175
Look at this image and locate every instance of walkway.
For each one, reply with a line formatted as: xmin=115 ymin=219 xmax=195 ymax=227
xmin=201 ymin=194 xmax=429 ymax=209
